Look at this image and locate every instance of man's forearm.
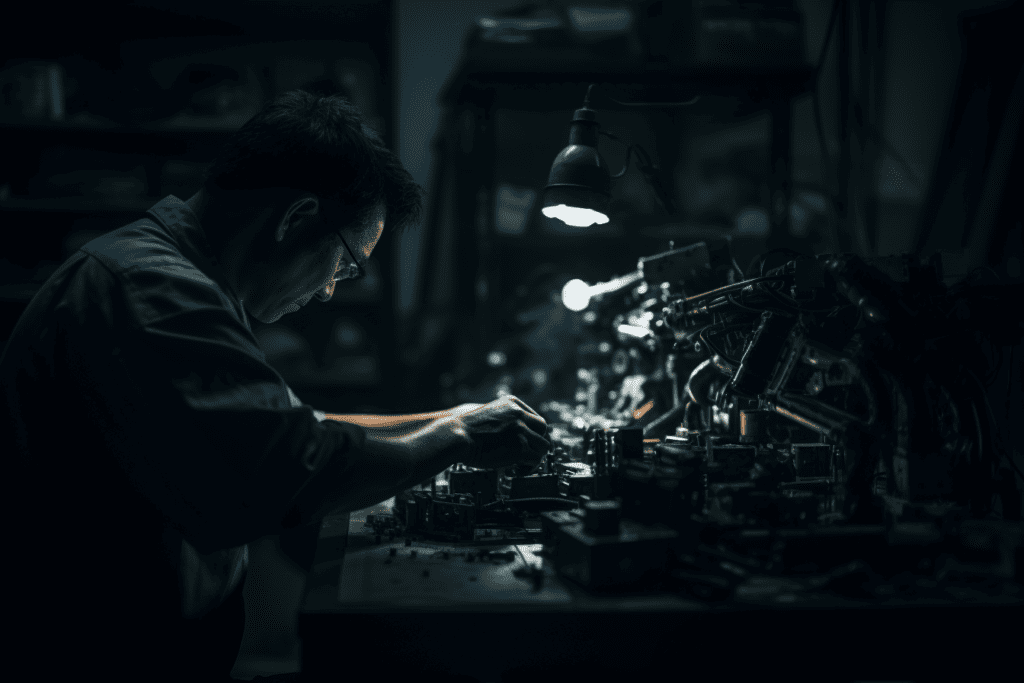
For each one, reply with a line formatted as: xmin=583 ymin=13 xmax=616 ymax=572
xmin=310 ymin=417 xmax=467 ymax=516
xmin=322 ymin=410 xmax=456 ymax=431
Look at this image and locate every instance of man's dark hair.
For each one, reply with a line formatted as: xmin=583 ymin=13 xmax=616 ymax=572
xmin=205 ymin=90 xmax=422 ymax=237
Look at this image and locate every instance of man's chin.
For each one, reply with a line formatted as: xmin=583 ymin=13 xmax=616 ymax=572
xmin=250 ymin=299 xmax=304 ymax=324
xmin=252 ymin=309 xmax=283 ymax=324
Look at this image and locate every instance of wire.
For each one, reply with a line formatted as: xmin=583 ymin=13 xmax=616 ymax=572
xmin=684 ymin=276 xmax=786 ymax=306
xmin=755 ymin=282 xmax=804 ymax=312
xmin=727 ymin=293 xmax=764 ymax=313
xmin=698 ymin=328 xmax=741 ymax=366
xmin=610 ymin=145 xmax=633 ymax=179
xmin=757 ymin=282 xmax=843 ymax=314
xmin=745 ymin=248 xmax=803 ymax=279
xmin=965 ymin=368 xmax=1024 ymax=484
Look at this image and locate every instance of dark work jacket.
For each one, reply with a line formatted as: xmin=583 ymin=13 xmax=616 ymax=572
xmin=1 ymin=195 xmax=366 ymax=681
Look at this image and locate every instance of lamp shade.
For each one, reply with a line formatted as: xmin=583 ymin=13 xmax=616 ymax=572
xmin=542 ymin=107 xmax=611 ymax=226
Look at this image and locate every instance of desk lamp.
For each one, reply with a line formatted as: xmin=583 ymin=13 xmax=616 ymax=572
xmin=542 ymin=83 xmax=676 ymax=228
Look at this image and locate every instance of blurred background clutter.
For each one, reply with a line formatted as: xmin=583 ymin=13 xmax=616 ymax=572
xmin=3 ymin=0 xmax=1022 ymax=680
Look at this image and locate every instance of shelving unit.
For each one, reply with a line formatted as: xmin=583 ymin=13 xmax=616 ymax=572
xmin=1 ymin=1 xmax=399 ymax=413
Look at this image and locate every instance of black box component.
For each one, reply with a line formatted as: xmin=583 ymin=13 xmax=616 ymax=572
xmin=613 ymin=428 xmax=644 ymax=461
xmin=738 ymin=409 xmax=776 ymax=443
xmin=551 ymin=520 xmax=678 ymax=590
xmin=583 ymin=500 xmax=622 ymax=536
xmin=508 ymin=474 xmax=560 ymax=499
xmin=539 ymin=510 xmax=578 ymax=547
xmin=615 ymin=461 xmax=702 ymax=526
xmin=449 ymin=466 xmax=499 ymax=505
xmin=792 ymin=444 xmax=832 ymax=479
xmin=707 ymin=444 xmax=756 ymax=481
xmin=396 ymin=491 xmax=478 ymax=540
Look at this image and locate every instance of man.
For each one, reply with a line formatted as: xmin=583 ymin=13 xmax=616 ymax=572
xmin=1 ymin=91 xmax=548 ymax=680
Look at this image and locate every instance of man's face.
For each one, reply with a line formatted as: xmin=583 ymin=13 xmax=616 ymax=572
xmin=249 ymin=200 xmax=386 ymax=324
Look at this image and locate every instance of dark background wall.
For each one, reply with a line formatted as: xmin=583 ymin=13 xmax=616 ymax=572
xmin=2 ymin=0 xmax=1019 ymax=413
xmin=2 ymin=1 xmax=1020 ymax=679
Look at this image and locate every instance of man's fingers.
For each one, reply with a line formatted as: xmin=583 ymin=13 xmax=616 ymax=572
xmin=508 ymin=395 xmax=543 ymax=419
xmin=519 ymin=410 xmax=548 ymax=436
xmin=518 ymin=420 xmax=550 ymax=454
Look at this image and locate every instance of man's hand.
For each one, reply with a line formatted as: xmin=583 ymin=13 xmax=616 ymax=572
xmin=450 ymin=396 xmax=549 ymax=469
xmin=315 ymin=396 xmax=550 ymax=514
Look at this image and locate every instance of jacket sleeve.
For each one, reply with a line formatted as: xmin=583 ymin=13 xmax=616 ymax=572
xmin=66 ymin=258 xmax=368 ymax=554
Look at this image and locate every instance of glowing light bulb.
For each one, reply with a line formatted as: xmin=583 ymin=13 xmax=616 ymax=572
xmin=561 ymin=278 xmax=592 ymax=311
xmin=542 ymin=204 xmax=609 ymax=227
xmin=617 ymin=324 xmax=651 ymax=338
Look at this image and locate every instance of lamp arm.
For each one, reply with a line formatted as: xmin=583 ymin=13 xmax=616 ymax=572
xmin=632 ymin=142 xmax=677 ymax=216
xmin=611 ymin=145 xmax=633 ymax=180
xmin=598 ymin=131 xmax=632 ymax=179
xmin=599 ymin=136 xmax=676 ymax=215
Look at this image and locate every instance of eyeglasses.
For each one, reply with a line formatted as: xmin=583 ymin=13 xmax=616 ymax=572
xmin=334 ymin=230 xmax=366 ymax=282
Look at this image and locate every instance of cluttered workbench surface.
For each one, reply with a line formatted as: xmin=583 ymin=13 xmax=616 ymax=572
xmin=299 ymin=496 xmax=1023 ymax=682
xmin=304 ymin=499 xmax=1023 ymax=615
xmin=303 ymin=498 xmax=711 ymax=614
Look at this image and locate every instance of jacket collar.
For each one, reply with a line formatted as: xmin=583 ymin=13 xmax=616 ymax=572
xmin=146 ymin=194 xmax=249 ymax=328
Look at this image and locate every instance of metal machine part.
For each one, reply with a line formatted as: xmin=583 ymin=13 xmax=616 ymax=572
xmin=379 ymin=241 xmax=1023 ymax=602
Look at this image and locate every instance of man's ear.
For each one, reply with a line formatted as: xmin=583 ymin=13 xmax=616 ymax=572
xmin=275 ymin=194 xmax=320 ymax=243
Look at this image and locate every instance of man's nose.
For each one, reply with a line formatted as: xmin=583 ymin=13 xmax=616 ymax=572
xmin=315 ymin=284 xmax=333 ymax=302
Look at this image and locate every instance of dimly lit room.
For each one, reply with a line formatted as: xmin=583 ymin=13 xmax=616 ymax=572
xmin=2 ymin=1 xmax=1022 ymax=681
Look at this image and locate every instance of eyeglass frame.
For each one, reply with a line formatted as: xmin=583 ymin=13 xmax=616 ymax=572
xmin=334 ymin=230 xmax=366 ymax=282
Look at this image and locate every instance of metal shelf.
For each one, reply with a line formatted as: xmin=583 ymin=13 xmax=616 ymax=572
xmin=443 ymin=52 xmax=814 ymax=111
xmin=0 ymin=119 xmax=241 ymax=135
xmin=0 ymin=197 xmax=158 ymax=213
xmin=0 ymin=121 xmax=234 ymax=157
xmin=0 ymin=283 xmax=40 ymax=303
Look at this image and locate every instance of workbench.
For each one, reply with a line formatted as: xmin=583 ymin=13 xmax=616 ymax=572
xmin=299 ymin=501 xmax=1023 ymax=682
